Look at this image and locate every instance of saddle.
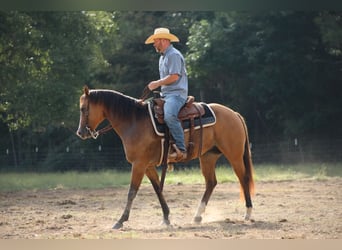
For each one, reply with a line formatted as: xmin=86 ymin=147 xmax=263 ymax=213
xmin=146 ymin=94 xmax=216 ymax=192
xmin=152 ymin=96 xmax=205 ymax=165
xmin=153 ymin=96 xmax=205 ymax=124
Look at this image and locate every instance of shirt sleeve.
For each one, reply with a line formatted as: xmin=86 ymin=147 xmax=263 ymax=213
xmin=166 ymin=53 xmax=183 ymax=76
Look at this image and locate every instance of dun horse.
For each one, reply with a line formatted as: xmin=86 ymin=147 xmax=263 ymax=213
xmin=76 ymin=86 xmax=254 ymax=229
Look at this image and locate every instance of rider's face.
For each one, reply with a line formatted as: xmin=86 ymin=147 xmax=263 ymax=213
xmin=153 ymin=39 xmax=169 ymax=54
xmin=153 ymin=39 xmax=163 ymax=53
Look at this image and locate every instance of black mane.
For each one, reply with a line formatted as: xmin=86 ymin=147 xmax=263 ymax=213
xmin=88 ymin=89 xmax=148 ymax=120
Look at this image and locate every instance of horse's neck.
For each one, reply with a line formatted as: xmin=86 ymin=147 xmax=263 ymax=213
xmin=101 ymin=92 xmax=148 ymax=136
xmin=108 ymin=111 xmax=150 ymax=144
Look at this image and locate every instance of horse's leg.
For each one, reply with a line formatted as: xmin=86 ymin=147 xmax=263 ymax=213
xmin=112 ymin=163 xmax=145 ymax=229
xmin=229 ymin=158 xmax=253 ymax=220
xmin=194 ymin=151 xmax=221 ymax=223
xmin=145 ymin=167 xmax=170 ymax=226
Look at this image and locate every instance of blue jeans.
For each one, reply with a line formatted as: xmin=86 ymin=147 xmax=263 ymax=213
xmin=163 ymin=95 xmax=187 ymax=152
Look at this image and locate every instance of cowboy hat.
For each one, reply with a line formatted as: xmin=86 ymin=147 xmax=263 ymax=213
xmin=145 ymin=27 xmax=179 ymax=44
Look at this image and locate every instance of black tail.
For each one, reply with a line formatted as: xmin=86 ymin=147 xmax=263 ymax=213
xmin=236 ymin=113 xmax=255 ymax=196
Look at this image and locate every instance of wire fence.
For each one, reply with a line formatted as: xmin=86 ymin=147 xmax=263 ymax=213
xmin=1 ymin=138 xmax=341 ymax=172
xmin=249 ymin=138 xmax=342 ymax=164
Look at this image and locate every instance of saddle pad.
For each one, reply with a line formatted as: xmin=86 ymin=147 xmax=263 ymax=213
xmin=148 ymin=101 xmax=216 ymax=137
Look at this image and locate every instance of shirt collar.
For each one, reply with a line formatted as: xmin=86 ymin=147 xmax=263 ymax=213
xmin=161 ymin=44 xmax=173 ymax=56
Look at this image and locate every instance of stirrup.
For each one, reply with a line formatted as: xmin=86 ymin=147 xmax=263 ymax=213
xmin=171 ymin=144 xmax=182 ymax=156
xmin=167 ymin=144 xmax=187 ymax=163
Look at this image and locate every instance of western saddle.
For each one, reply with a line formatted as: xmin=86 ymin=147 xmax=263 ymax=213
xmin=152 ymin=95 xmax=204 ymax=164
xmin=153 ymin=96 xmax=205 ymax=124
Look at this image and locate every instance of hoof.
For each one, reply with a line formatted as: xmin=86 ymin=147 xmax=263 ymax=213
xmin=160 ymin=219 xmax=171 ymax=227
xmin=112 ymin=222 xmax=123 ymax=229
xmin=193 ymin=216 xmax=202 ymax=224
xmin=167 ymin=164 xmax=174 ymax=172
xmin=244 ymin=207 xmax=252 ymax=221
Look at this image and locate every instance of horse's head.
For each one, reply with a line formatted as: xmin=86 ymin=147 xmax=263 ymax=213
xmin=76 ymin=86 xmax=105 ymax=139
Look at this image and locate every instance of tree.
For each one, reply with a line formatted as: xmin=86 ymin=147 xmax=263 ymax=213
xmin=186 ymin=11 xmax=342 ymax=141
xmin=0 ymin=11 xmax=106 ymax=166
xmin=1 ymin=11 xmax=342 ymax=170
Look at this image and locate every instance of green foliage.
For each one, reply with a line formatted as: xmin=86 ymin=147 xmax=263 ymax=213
xmin=186 ymin=11 xmax=342 ymax=140
xmin=0 ymin=11 xmax=103 ymax=131
xmin=315 ymin=11 xmax=342 ymax=53
xmin=0 ymin=11 xmax=342 ymax=171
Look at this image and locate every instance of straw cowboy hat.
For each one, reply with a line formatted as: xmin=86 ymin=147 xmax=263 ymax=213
xmin=145 ymin=27 xmax=180 ymax=44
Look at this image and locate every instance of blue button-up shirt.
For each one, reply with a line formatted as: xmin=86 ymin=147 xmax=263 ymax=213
xmin=159 ymin=45 xmax=188 ymax=100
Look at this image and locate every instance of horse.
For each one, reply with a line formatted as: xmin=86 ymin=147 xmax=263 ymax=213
xmin=76 ymin=86 xmax=254 ymax=229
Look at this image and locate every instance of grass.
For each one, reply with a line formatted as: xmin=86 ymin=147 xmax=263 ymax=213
xmin=0 ymin=171 xmax=131 ymax=192
xmin=0 ymin=163 xmax=341 ymax=192
xmin=253 ymin=163 xmax=342 ymax=181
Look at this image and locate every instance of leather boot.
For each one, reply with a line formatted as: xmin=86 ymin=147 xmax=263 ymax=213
xmin=168 ymin=144 xmax=187 ymax=162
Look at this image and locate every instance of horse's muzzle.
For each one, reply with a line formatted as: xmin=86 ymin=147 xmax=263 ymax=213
xmin=76 ymin=127 xmax=91 ymax=140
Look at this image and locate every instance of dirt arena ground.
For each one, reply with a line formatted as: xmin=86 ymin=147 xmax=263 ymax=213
xmin=0 ymin=178 xmax=341 ymax=239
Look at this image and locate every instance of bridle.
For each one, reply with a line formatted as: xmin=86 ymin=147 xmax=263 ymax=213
xmin=83 ymin=97 xmax=112 ymax=139
xmin=81 ymin=86 xmax=151 ymax=140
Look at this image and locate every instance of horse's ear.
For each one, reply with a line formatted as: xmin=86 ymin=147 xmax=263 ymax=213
xmin=83 ymin=85 xmax=89 ymax=96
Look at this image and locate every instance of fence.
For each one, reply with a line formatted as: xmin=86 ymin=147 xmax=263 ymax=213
xmin=249 ymin=138 xmax=342 ymax=164
xmin=1 ymin=138 xmax=341 ymax=172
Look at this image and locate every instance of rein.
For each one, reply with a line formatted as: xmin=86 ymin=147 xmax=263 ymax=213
xmin=140 ymin=86 xmax=168 ymax=193
xmin=140 ymin=86 xmax=152 ymax=100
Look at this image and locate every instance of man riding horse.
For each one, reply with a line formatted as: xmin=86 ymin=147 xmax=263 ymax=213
xmin=76 ymin=28 xmax=254 ymax=229
xmin=144 ymin=27 xmax=188 ymax=162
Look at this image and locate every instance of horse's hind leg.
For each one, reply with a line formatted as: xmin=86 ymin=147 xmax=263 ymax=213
xmin=230 ymin=159 xmax=253 ymax=220
xmin=145 ymin=167 xmax=170 ymax=226
xmin=194 ymin=151 xmax=221 ymax=223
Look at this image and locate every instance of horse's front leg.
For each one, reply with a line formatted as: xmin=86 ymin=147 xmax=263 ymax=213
xmin=112 ymin=185 xmax=137 ymax=229
xmin=112 ymin=164 xmax=145 ymax=229
xmin=145 ymin=167 xmax=170 ymax=226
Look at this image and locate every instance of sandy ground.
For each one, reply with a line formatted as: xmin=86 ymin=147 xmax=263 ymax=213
xmin=0 ymin=178 xmax=341 ymax=239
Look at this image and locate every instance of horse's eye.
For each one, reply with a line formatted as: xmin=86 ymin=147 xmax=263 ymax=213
xmin=80 ymin=107 xmax=86 ymax=113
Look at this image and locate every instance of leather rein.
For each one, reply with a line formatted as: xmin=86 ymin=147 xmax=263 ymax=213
xmin=140 ymin=87 xmax=169 ymax=192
